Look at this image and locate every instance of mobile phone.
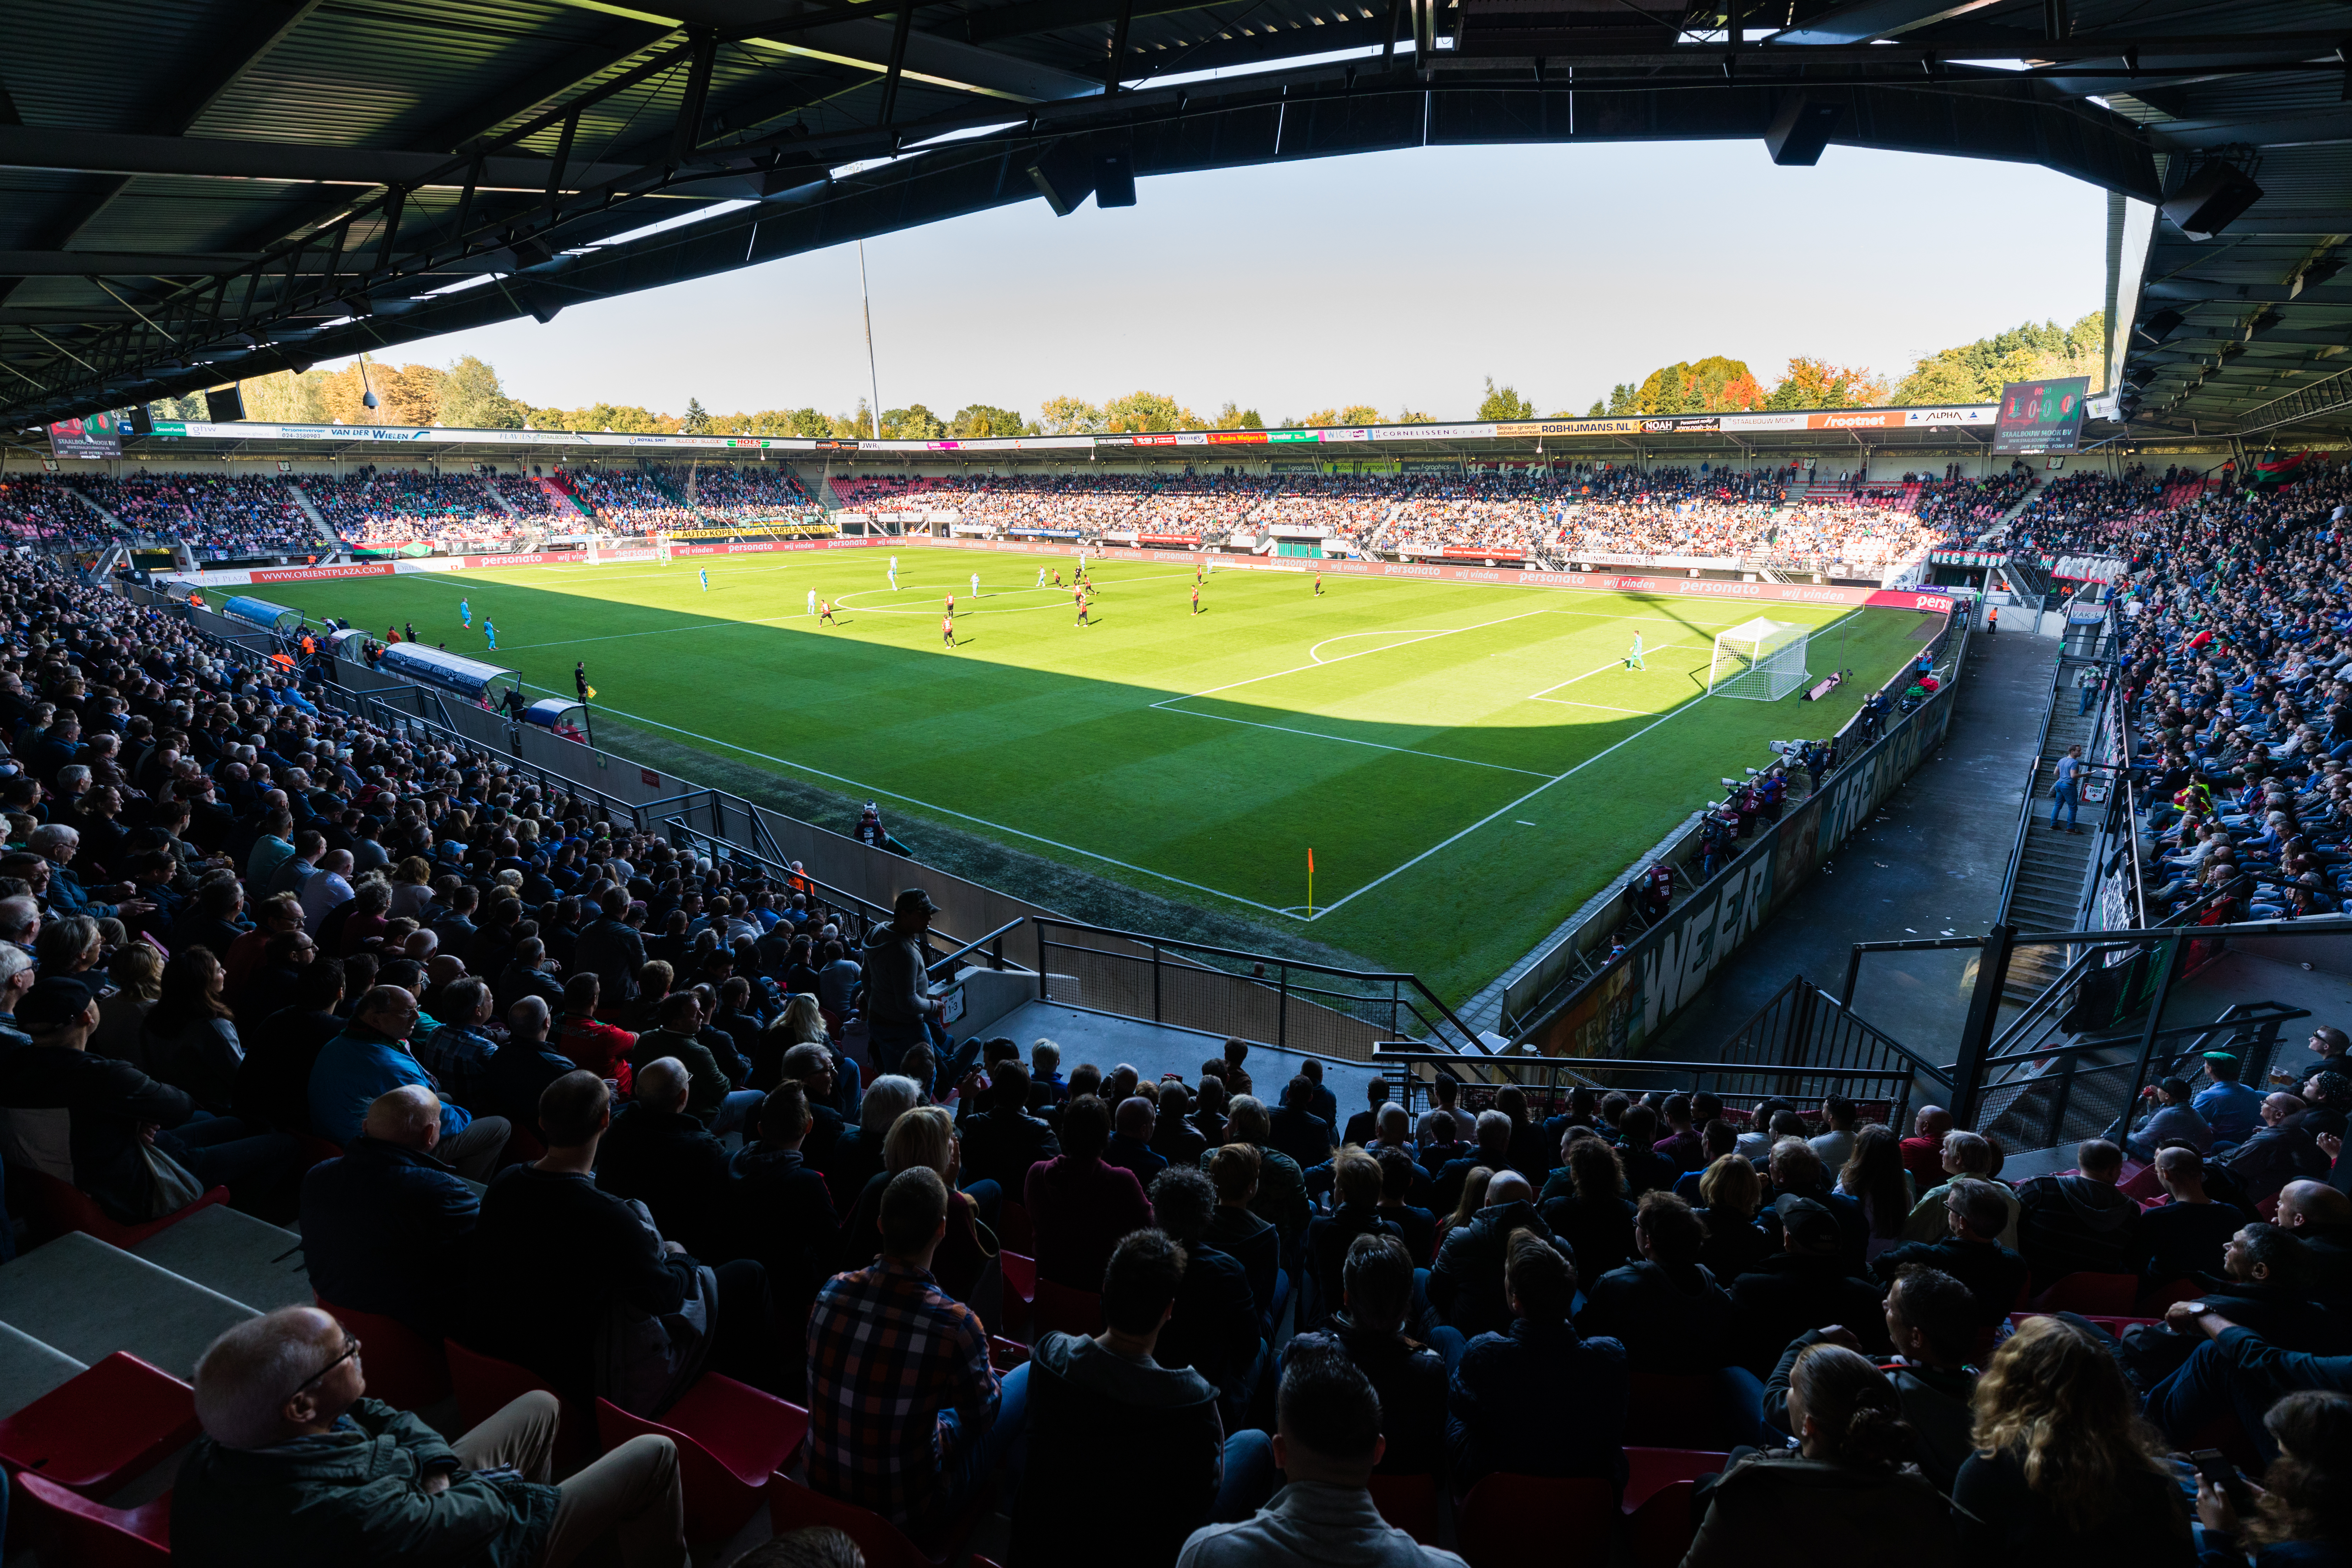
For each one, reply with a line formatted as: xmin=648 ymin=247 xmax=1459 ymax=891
xmin=2190 ymin=1448 xmax=2254 ymax=1514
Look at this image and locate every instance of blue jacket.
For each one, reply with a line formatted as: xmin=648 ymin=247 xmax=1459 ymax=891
xmin=309 ymin=1024 xmax=471 ymax=1147
xmin=2195 ymin=1081 xmax=2266 ymax=1145
xmin=299 ymin=1137 xmax=478 ymax=1336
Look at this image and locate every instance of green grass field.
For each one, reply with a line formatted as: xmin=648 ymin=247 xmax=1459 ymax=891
xmin=287 ymin=545 xmax=1928 ymax=1003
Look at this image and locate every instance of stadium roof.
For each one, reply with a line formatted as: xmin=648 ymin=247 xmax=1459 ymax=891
xmin=0 ymin=0 xmax=2338 ymax=439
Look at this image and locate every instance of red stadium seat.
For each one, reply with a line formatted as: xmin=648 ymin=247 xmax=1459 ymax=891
xmin=442 ymin=1340 xmax=591 ymax=1467
xmin=1625 ymin=1372 xmax=1728 ymax=1449
xmin=1000 ymin=1251 xmax=1035 ymax=1341
xmin=1456 ymin=1473 xmax=1615 ymax=1568
xmin=15 ymin=1473 xmax=171 ymax=1567
xmin=2030 ymin=1272 xmax=2140 ymax=1314
xmin=1622 ymin=1448 xmax=1728 ymax=1568
xmin=1367 ymin=1472 xmax=1440 ymax=1544
xmin=596 ymin=1376 xmax=808 ymax=1541
xmin=313 ymin=1297 xmax=450 ymax=1409
xmin=1031 ymin=1279 xmax=1104 ymax=1339
xmin=28 ymin=1173 xmax=227 ymax=1250
xmin=0 ymin=1353 xmax=198 ymax=1496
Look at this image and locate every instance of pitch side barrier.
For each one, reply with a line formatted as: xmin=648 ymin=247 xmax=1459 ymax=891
xmin=158 ymin=534 xmax=1957 ymax=618
xmin=1505 ymin=618 xmax=1969 ymax=1061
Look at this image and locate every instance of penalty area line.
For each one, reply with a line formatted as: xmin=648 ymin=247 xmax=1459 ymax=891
xmin=519 ymin=682 xmax=1303 ymax=919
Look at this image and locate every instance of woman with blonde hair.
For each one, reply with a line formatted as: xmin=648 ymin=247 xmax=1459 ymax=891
xmin=1693 ymin=1151 xmax=1772 ymax=1280
xmin=1435 ymin=1166 xmax=1493 ymax=1256
xmin=842 ymin=1103 xmax=992 ymax=1303
xmin=1953 ymin=1314 xmax=2195 ymax=1567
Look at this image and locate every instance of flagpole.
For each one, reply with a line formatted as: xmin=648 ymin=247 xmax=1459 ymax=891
xmin=1308 ymin=848 xmax=1314 ymax=917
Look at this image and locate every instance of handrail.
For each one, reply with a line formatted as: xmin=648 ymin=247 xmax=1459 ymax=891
xmin=1030 ymin=915 xmax=1483 ymax=1049
xmin=1978 ymin=940 xmax=2125 ymax=1061
xmin=1976 ymin=998 xmax=2315 ymax=1070
xmin=926 ymin=917 xmax=1027 ymax=980
xmin=1995 ymin=645 xmax=2069 ymax=927
xmin=656 ymin=815 xmax=896 ymax=929
xmin=1994 ymin=910 xmax=2349 ymax=947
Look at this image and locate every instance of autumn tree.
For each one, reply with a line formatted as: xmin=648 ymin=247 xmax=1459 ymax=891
xmin=1101 ymin=390 xmax=1202 ymax=432
xmin=239 ymin=370 xmax=332 ymax=423
xmin=949 ymin=404 xmax=1029 ymax=438
xmin=1213 ymin=402 xmax=1263 ymax=430
xmin=438 ymin=357 xmax=526 ymax=429
xmin=1477 ymin=377 xmax=1534 ymax=421
xmin=880 ymin=404 xmax=945 ymax=439
xmin=1340 ymin=404 xmax=1381 ymax=425
xmin=1764 ymin=357 xmax=1888 ymax=411
xmin=1036 ymin=396 xmax=1104 ymax=435
xmin=1889 ymin=311 xmax=2105 ymax=404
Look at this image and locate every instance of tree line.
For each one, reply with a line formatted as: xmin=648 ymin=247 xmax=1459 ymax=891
xmin=149 ymin=314 xmax=2102 ymax=441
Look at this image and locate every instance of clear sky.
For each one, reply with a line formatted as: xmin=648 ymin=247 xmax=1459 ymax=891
xmin=349 ymin=138 xmax=2109 ymax=423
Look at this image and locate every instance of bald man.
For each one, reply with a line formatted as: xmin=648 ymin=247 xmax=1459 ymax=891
xmin=298 ymin=1086 xmax=480 ymax=1339
xmin=593 ymin=1056 xmax=733 ymax=1262
xmin=1429 ymin=1168 xmax=1556 ymax=1339
xmin=2277 ymin=1179 xmax=2352 ymax=1311
xmin=2223 ymin=1092 xmax=2330 ymax=1206
xmin=173 ymin=1305 xmax=686 ymax=1566
xmin=1899 ymin=1105 xmax=1955 ymax=1192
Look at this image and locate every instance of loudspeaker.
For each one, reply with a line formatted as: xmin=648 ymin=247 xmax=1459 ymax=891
xmin=1025 ymin=138 xmax=1095 ymax=216
xmin=2162 ymin=161 xmax=2263 ymax=241
xmin=1765 ymin=94 xmax=1844 ymax=166
xmin=123 ymin=404 xmax=153 ymax=436
xmin=1093 ymin=139 xmax=1136 ymax=209
xmin=204 ymin=386 xmax=245 ymax=422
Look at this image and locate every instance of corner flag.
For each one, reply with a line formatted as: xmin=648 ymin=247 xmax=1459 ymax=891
xmin=1307 ymin=848 xmax=1315 ymax=916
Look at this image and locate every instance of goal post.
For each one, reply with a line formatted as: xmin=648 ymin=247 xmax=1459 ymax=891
xmin=1707 ymin=616 xmax=1812 ymax=701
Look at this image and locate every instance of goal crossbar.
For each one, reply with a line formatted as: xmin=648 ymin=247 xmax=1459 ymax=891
xmin=1707 ymin=616 xmax=1811 ymax=701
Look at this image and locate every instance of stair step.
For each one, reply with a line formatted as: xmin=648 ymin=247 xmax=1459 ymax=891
xmin=0 ymin=1320 xmax=88 ymax=1422
xmin=131 ymin=1204 xmax=310 ymax=1313
xmin=0 ymin=1233 xmax=259 ymax=1380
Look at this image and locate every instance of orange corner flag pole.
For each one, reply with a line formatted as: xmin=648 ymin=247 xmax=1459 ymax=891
xmin=1307 ymin=848 xmax=1315 ymax=916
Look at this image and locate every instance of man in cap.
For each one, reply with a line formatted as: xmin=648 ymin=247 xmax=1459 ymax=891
xmin=2195 ymin=1052 xmax=2268 ymax=1148
xmin=862 ymin=887 xmax=948 ymax=1075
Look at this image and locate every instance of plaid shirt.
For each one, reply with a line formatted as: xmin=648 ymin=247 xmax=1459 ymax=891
xmin=806 ymin=1258 xmax=997 ymax=1528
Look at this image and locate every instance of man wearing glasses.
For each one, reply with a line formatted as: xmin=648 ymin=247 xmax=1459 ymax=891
xmin=172 ymin=1304 xmax=686 ymax=1565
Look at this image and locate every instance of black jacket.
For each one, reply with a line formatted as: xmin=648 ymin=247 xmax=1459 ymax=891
xmin=1156 ymin=1241 xmax=1263 ymax=1407
xmin=1305 ymin=1204 xmax=1404 ymax=1329
xmin=1447 ymin=1318 xmax=1627 ymax=1486
xmin=300 ymin=1138 xmax=478 ymax=1337
xmin=1267 ymin=1103 xmax=1334 ymax=1173
xmin=1869 ymin=1236 xmax=2030 ymax=1325
xmin=1207 ymin=1205 xmax=1280 ymax=1332
xmin=1006 ymin=1332 xmax=1221 ymax=1568
xmin=1430 ymin=1199 xmax=1557 ymax=1339
xmin=0 ymin=1043 xmax=195 ymax=1221
xmin=1574 ymin=1259 xmax=1734 ymax=1371
xmin=478 ymin=1038 xmax=576 ymax=1142
xmin=465 ymin=1165 xmax=701 ymax=1404
xmin=1322 ymin=1314 xmax=1448 ymax=1474
xmin=594 ymin=1102 xmax=732 ymax=1262
xmin=961 ymin=1104 xmax=1061 ymax=1196
xmin=1726 ymin=1254 xmax=1890 ymax=1376
xmin=723 ymin=1144 xmax=841 ymax=1326
xmin=2141 ymin=1197 xmax=2251 ymax=1289
xmin=2016 ymin=1173 xmax=2148 ymax=1285
xmin=230 ymin=1005 xmax=342 ymax=1135
xmin=1540 ymin=1190 xmax=1638 ymax=1284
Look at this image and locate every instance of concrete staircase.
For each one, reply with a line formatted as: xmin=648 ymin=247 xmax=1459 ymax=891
xmin=2003 ymin=658 xmax=2100 ymax=1000
xmin=286 ymin=481 xmax=341 ymax=553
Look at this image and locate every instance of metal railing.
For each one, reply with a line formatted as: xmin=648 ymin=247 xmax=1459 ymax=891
xmin=1034 ymin=917 xmax=1482 ymax=1063
xmin=1365 ymin=1044 xmax=1921 ymax=1127
xmin=1975 ymin=1000 xmax=2313 ymax=1154
xmin=1712 ymin=973 xmax=1950 ymax=1134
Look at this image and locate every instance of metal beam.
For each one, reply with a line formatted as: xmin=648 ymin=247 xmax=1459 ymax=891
xmin=0 ymin=128 xmax=645 ymax=192
xmin=1766 ymin=0 xmax=2019 ymax=45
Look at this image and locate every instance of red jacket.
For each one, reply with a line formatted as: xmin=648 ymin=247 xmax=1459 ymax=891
xmin=557 ymin=1012 xmax=637 ymax=1092
xmin=1023 ymin=1155 xmax=1152 ymax=1290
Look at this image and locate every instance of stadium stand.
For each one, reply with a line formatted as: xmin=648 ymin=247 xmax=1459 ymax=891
xmin=0 ymin=476 xmax=111 ymax=549
xmin=674 ymin=464 xmax=819 ymax=521
xmin=303 ymin=469 xmax=525 ymax=551
xmin=0 ymin=524 xmax=2345 ymax=1564
xmin=568 ymin=465 xmax=704 ymax=533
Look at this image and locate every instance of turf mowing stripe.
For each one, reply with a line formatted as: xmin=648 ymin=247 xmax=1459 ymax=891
xmin=1304 ymin=689 xmax=1716 ymax=921
xmin=1153 ymin=707 xmax=1557 ymax=777
xmin=516 ymin=680 xmax=1302 ymax=918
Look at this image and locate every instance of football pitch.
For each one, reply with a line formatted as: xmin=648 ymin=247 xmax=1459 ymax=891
xmin=288 ymin=545 xmax=1930 ymax=1002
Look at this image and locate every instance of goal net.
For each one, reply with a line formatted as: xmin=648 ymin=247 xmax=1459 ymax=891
xmin=1707 ymin=617 xmax=1811 ymax=701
